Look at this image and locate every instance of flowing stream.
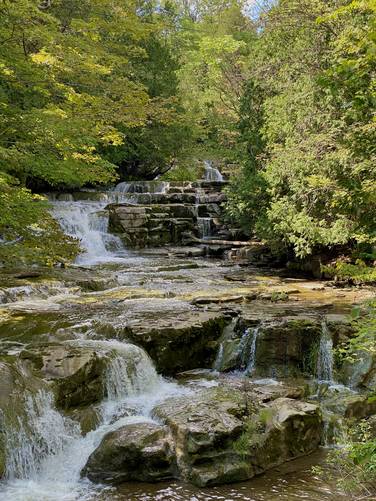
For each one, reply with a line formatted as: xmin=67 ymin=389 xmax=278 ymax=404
xmin=1 ymin=340 xmax=187 ymax=500
xmin=316 ymin=320 xmax=334 ymax=384
xmin=0 ymin=187 xmax=359 ymax=500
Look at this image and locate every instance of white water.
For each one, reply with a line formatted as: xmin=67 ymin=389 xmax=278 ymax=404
xmin=197 ymin=217 xmax=212 ymax=239
xmin=51 ymin=200 xmax=126 ymax=265
xmin=203 ymin=160 xmax=224 ymax=182
xmin=316 ymin=321 xmax=334 ymax=384
xmin=113 ymin=181 xmax=170 ymax=194
xmin=245 ymin=327 xmax=259 ymax=375
xmin=236 ymin=326 xmax=260 ymax=375
xmin=1 ymin=340 xmax=188 ymax=501
xmin=213 ymin=343 xmax=224 ymax=372
xmin=51 ymin=181 xmax=175 ymax=265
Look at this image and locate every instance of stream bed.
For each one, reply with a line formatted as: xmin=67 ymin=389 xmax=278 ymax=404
xmin=0 ymin=189 xmax=374 ymax=500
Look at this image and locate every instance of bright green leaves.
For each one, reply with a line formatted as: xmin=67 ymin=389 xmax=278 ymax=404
xmin=0 ymin=174 xmax=80 ymax=266
xmin=227 ymin=0 xmax=376 ymax=258
xmin=0 ymin=0 xmax=157 ymax=190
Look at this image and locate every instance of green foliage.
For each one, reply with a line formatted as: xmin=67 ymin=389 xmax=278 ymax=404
xmin=0 ymin=174 xmax=79 ymax=266
xmin=320 ymin=419 xmax=376 ymax=498
xmin=161 ymin=163 xmax=202 ymax=182
xmin=333 ymin=299 xmax=376 ymax=375
xmin=0 ymin=0 xmax=193 ymax=264
xmin=322 ymin=261 xmax=376 ymax=284
xmin=349 ymin=300 xmax=376 ymax=357
xmin=227 ymin=0 xmax=376 ymax=258
xmin=233 ymin=418 xmax=259 ymax=457
xmin=0 ymin=0 xmax=159 ymax=189
xmin=270 ymin=291 xmax=288 ymax=302
xmin=172 ymin=0 xmax=255 ymax=155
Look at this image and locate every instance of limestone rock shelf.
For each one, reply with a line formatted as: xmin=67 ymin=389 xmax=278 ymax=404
xmin=107 ymin=180 xmax=241 ymax=248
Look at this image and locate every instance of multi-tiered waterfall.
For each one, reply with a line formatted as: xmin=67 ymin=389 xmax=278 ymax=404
xmin=50 ymin=169 xmax=228 ymax=261
xmin=49 ymin=181 xmax=173 ymax=264
xmin=0 ymin=167 xmax=367 ymax=501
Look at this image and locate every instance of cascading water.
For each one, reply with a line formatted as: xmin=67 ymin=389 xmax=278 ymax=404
xmin=236 ymin=326 xmax=260 ymax=375
xmin=316 ymin=320 xmax=334 ymax=384
xmin=0 ymin=340 xmax=188 ymax=500
xmin=4 ymin=390 xmax=81 ymax=481
xmin=51 ymin=199 xmax=126 ymax=265
xmin=203 ymin=160 xmax=224 ymax=182
xmin=113 ymin=181 xmax=170 ymax=194
xmin=51 ymin=181 xmax=178 ymax=265
xmin=197 ymin=217 xmax=212 ymax=239
xmin=213 ymin=343 xmax=224 ymax=372
xmin=245 ymin=327 xmax=259 ymax=375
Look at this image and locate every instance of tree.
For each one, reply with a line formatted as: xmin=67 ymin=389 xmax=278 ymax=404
xmin=227 ymin=0 xmax=376 ymax=258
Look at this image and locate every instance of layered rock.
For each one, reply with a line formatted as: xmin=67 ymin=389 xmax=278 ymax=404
xmin=108 ymin=180 xmax=233 ymax=248
xmin=123 ymin=310 xmax=230 ymax=375
xmin=19 ymin=343 xmax=109 ymax=409
xmin=82 ymin=384 xmax=322 ymax=487
xmin=216 ymin=315 xmax=354 ymax=378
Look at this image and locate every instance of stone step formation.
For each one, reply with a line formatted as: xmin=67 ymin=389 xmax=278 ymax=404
xmin=107 ymin=180 xmax=236 ymax=248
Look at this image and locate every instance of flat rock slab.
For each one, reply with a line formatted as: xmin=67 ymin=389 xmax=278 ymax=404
xmin=122 ymin=310 xmax=230 ymax=375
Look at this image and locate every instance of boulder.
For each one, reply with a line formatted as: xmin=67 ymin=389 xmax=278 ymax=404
xmin=20 ymin=344 xmax=108 ymax=409
xmin=152 ymin=386 xmax=248 ymax=486
xmin=82 ymin=422 xmax=175 ymax=483
xmin=339 ymin=350 xmax=376 ymax=390
xmin=153 ymin=386 xmax=322 ymax=486
xmin=324 ymin=391 xmax=376 ymax=419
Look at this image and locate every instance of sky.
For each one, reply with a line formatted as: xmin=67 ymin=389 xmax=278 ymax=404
xmin=243 ymin=0 xmax=275 ymax=20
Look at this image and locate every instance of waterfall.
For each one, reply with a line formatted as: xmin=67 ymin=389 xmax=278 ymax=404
xmin=203 ymin=160 xmax=224 ymax=182
xmin=236 ymin=327 xmax=260 ymax=375
xmin=197 ymin=217 xmax=212 ymax=239
xmin=316 ymin=320 xmax=334 ymax=384
xmin=245 ymin=327 xmax=259 ymax=375
xmin=51 ymin=200 xmax=126 ymax=265
xmin=213 ymin=343 xmax=224 ymax=372
xmin=1 ymin=340 xmax=187 ymax=500
xmin=4 ymin=390 xmax=81 ymax=481
xmin=113 ymin=181 xmax=170 ymax=194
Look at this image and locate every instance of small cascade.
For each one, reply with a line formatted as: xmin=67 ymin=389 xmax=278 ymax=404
xmin=113 ymin=180 xmax=170 ymax=194
xmin=316 ymin=320 xmax=334 ymax=384
xmin=203 ymin=160 xmax=224 ymax=182
xmin=51 ymin=200 xmax=125 ymax=264
xmin=321 ymin=410 xmax=347 ymax=448
xmin=236 ymin=326 xmax=260 ymax=375
xmin=4 ymin=390 xmax=81 ymax=481
xmin=212 ymin=318 xmax=238 ymax=372
xmin=213 ymin=343 xmax=224 ymax=372
xmin=197 ymin=217 xmax=212 ymax=239
xmin=1 ymin=340 xmax=187 ymax=500
xmin=245 ymin=327 xmax=259 ymax=375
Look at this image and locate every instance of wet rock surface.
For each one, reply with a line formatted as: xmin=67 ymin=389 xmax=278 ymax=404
xmin=19 ymin=344 xmax=109 ymax=408
xmin=108 ymin=181 xmax=231 ymax=248
xmin=124 ymin=310 xmax=230 ymax=375
xmin=0 ymin=247 xmax=375 ymax=494
xmin=83 ymin=422 xmax=175 ymax=483
xmin=83 ymin=382 xmax=322 ymax=487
